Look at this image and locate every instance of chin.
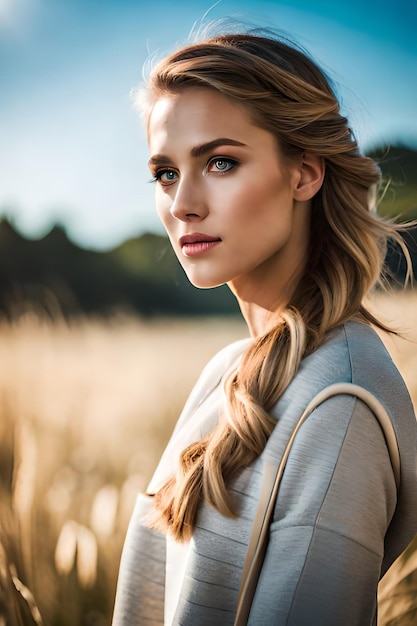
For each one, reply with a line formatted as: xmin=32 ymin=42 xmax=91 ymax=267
xmin=185 ymin=273 xmax=226 ymax=290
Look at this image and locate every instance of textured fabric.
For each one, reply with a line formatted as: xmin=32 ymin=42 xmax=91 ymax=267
xmin=113 ymin=494 xmax=165 ymax=625
xmin=112 ymin=322 xmax=417 ymax=626
xmin=165 ymin=537 xmax=191 ymax=624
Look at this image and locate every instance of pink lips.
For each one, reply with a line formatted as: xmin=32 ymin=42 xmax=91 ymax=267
xmin=179 ymin=233 xmax=222 ymax=257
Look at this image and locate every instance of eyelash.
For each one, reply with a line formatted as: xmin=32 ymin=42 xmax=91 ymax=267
xmin=149 ymin=157 xmax=239 ymax=185
xmin=149 ymin=169 xmax=178 ymax=185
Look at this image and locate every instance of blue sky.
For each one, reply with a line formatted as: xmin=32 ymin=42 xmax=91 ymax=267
xmin=1 ymin=0 xmax=416 ymax=249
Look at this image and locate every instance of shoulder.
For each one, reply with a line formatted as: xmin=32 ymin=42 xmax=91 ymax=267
xmin=269 ymin=321 xmax=417 ymax=569
xmin=172 ymin=336 xmax=251 ymax=422
xmin=342 ymin=321 xmax=405 ymax=384
xmin=191 ymin=336 xmax=251 ymax=394
xmin=203 ymin=336 xmax=252 ymax=374
xmin=270 ymin=321 xmax=416 ymax=498
xmin=340 ymin=322 xmax=415 ymax=430
xmin=292 ymin=321 xmax=410 ymax=402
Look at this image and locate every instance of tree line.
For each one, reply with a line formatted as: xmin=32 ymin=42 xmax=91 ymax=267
xmin=0 ymin=144 xmax=416 ymax=319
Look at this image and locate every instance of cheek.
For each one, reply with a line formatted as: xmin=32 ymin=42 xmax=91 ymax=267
xmin=155 ymin=191 xmax=172 ymax=227
xmin=222 ymin=176 xmax=292 ymax=224
xmin=155 ymin=195 xmax=182 ymax=254
xmin=212 ymin=180 xmax=257 ymax=218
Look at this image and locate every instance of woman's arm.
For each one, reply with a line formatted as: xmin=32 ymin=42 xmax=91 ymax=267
xmin=112 ymin=494 xmax=165 ymax=626
xmin=249 ymin=394 xmax=397 ymax=626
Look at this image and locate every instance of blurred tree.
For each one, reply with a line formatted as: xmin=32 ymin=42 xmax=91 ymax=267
xmin=367 ymin=144 xmax=417 ymax=220
xmin=366 ymin=144 xmax=417 ymax=285
xmin=0 ymin=143 xmax=415 ymax=319
xmin=0 ymin=219 xmax=238 ymax=318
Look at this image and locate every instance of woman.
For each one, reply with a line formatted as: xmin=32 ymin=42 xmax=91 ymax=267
xmin=112 ymin=29 xmax=417 ymax=625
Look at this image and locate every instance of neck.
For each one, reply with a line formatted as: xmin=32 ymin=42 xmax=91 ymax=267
xmin=229 ymin=260 xmax=304 ymax=338
xmin=227 ymin=201 xmax=310 ymax=337
xmin=237 ymin=302 xmax=282 ymax=338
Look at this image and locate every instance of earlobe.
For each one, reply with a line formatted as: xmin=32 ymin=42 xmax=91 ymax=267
xmin=294 ymin=153 xmax=325 ymax=201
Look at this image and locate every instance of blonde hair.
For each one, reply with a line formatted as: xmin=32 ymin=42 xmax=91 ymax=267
xmin=140 ymin=31 xmax=412 ymax=541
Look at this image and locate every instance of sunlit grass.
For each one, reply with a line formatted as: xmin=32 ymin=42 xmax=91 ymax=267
xmin=0 ymin=313 xmax=248 ymax=624
xmin=0 ymin=292 xmax=416 ymax=624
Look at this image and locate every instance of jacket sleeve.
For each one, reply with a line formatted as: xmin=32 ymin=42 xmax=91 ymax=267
xmin=112 ymin=494 xmax=165 ymax=626
xmin=248 ymin=394 xmax=398 ymax=626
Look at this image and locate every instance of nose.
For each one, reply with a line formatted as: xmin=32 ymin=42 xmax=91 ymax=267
xmin=170 ymin=177 xmax=208 ymax=222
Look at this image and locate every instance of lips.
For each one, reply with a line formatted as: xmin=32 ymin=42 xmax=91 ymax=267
xmin=179 ymin=233 xmax=222 ymax=257
xmin=179 ymin=233 xmax=221 ymax=246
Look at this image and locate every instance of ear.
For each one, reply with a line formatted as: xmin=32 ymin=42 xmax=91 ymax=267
xmin=293 ymin=153 xmax=325 ymax=201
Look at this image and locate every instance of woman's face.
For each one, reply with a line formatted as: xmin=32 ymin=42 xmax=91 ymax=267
xmin=147 ymin=87 xmax=311 ymax=302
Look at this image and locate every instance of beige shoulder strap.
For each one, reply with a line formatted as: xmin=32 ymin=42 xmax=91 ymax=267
xmin=234 ymin=382 xmax=400 ymax=626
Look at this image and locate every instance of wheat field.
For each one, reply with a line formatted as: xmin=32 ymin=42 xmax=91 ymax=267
xmin=0 ymin=292 xmax=416 ymax=625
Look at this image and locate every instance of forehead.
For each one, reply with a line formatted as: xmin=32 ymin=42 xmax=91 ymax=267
xmin=147 ymin=88 xmax=259 ymax=150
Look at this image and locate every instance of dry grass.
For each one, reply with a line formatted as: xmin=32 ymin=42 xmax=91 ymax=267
xmin=0 ymin=313 xmax=248 ymax=624
xmin=368 ymin=291 xmax=417 ymax=625
xmin=0 ymin=292 xmax=416 ymax=624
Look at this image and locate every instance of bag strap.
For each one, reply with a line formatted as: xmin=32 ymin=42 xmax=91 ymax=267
xmin=234 ymin=382 xmax=400 ymax=626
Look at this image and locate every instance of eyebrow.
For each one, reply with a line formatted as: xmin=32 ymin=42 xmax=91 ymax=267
xmin=148 ymin=138 xmax=246 ymax=167
xmin=191 ymin=138 xmax=246 ymax=157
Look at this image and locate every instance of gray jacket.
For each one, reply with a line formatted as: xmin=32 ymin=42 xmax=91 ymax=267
xmin=112 ymin=322 xmax=417 ymax=625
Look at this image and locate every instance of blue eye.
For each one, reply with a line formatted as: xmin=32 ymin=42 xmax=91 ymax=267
xmin=152 ymin=169 xmax=178 ymax=185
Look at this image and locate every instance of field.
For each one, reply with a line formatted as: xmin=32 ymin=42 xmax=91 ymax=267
xmin=0 ymin=292 xmax=416 ymax=625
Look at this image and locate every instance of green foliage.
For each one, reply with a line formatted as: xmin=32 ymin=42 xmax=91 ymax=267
xmin=366 ymin=144 xmax=417 ymax=220
xmin=0 ymin=220 xmax=239 ymax=319
xmin=108 ymin=233 xmax=177 ymax=284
